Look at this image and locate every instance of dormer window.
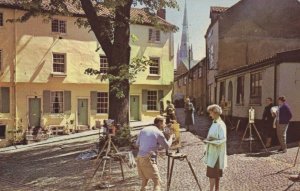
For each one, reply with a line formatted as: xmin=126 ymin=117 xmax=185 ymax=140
xmin=52 ymin=19 xmax=66 ymax=33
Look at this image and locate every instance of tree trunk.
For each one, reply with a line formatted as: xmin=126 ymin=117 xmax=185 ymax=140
xmin=107 ymin=2 xmax=132 ymax=126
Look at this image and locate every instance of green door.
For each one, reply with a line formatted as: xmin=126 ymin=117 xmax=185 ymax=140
xmin=29 ymin=98 xmax=41 ymax=127
xmin=130 ymin=96 xmax=140 ymax=121
xmin=78 ymin=99 xmax=88 ymax=125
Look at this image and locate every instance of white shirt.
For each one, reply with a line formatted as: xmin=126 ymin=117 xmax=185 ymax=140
xmin=204 ymin=117 xmax=227 ymax=169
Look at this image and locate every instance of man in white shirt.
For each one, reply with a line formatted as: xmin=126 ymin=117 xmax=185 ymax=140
xmin=136 ymin=116 xmax=174 ymax=191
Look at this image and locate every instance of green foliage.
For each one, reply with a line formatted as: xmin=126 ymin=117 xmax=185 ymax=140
xmin=85 ymin=56 xmax=152 ymax=98
xmin=112 ymin=125 xmax=132 ymax=147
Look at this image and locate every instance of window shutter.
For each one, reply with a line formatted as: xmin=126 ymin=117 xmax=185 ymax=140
xmin=90 ymin=91 xmax=97 ymax=115
xmin=142 ymin=90 xmax=148 ymax=112
xmin=43 ymin=90 xmax=51 ymax=114
xmin=0 ymin=87 xmax=9 ymax=113
xmin=157 ymin=90 xmax=164 ymax=111
xmin=64 ymin=91 xmax=71 ymax=114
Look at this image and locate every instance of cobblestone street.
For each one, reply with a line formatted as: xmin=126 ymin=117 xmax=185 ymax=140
xmin=1 ymin=111 xmax=300 ymax=191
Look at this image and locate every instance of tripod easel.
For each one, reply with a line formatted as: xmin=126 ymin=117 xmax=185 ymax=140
xmin=166 ymin=151 xmax=202 ymax=191
xmin=85 ymin=134 xmax=124 ymax=191
xmin=239 ymin=122 xmax=268 ymax=153
xmin=293 ymin=142 xmax=300 ymax=166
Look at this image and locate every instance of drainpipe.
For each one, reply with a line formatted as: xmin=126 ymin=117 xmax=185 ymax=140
xmin=13 ymin=9 xmax=17 ymax=131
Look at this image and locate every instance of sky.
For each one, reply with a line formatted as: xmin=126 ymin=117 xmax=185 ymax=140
xmin=166 ymin=0 xmax=240 ymax=63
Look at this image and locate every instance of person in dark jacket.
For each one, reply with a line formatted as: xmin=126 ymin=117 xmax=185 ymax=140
xmin=262 ymin=97 xmax=275 ymax=147
xmin=275 ymin=96 xmax=292 ymax=153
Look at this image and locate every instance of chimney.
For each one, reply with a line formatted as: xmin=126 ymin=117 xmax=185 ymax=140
xmin=157 ymin=9 xmax=166 ymax=19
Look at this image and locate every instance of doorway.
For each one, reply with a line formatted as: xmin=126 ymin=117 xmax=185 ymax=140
xmin=29 ymin=98 xmax=41 ymax=127
xmin=78 ymin=99 xmax=88 ymax=125
xmin=130 ymin=96 xmax=140 ymax=121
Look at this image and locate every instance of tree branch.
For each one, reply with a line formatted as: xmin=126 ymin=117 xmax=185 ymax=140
xmin=80 ymin=0 xmax=113 ymax=56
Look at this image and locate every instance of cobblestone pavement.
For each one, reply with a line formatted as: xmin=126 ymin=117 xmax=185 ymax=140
xmin=1 ymin=113 xmax=300 ymax=191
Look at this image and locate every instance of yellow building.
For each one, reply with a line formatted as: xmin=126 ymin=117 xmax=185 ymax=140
xmin=0 ymin=4 xmax=175 ymax=147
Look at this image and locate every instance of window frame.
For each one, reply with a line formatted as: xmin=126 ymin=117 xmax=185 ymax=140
xmin=52 ymin=53 xmax=66 ymax=74
xmin=51 ymin=19 xmax=67 ymax=34
xmin=148 ymin=28 xmax=161 ymax=43
xmin=208 ymin=44 xmax=214 ymax=69
xmin=147 ymin=90 xmax=158 ymax=111
xmin=149 ymin=57 xmax=160 ymax=76
xmin=96 ymin=92 xmax=109 ymax=114
xmin=249 ymin=72 xmax=262 ymax=105
xmin=236 ymin=75 xmax=245 ymax=105
xmin=50 ymin=91 xmax=64 ymax=114
xmin=219 ymin=81 xmax=226 ymax=103
xmin=100 ymin=55 xmax=109 ymax=74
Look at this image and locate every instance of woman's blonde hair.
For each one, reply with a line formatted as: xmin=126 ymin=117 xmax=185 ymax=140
xmin=207 ymin=104 xmax=222 ymax=115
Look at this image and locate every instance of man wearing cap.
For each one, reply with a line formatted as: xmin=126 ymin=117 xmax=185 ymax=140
xmin=136 ymin=116 xmax=174 ymax=191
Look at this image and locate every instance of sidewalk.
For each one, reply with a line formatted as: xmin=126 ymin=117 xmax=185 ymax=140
xmin=0 ymin=120 xmax=154 ymax=153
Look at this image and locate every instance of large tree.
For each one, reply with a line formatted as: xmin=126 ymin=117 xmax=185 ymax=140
xmin=11 ymin=0 xmax=177 ymax=125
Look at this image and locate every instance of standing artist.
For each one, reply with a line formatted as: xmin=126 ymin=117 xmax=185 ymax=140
xmin=204 ymin=104 xmax=227 ymax=191
xmin=135 ymin=116 xmax=174 ymax=191
xmin=262 ymin=97 xmax=275 ymax=147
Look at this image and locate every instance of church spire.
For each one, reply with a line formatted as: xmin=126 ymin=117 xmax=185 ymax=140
xmin=177 ymin=0 xmax=190 ymax=67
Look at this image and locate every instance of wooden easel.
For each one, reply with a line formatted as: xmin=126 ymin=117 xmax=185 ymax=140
xmin=166 ymin=151 xmax=202 ymax=191
xmin=239 ymin=122 xmax=268 ymax=153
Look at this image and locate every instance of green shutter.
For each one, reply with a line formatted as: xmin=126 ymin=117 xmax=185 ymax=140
xmin=1 ymin=87 xmax=10 ymax=113
xmin=90 ymin=91 xmax=97 ymax=115
xmin=64 ymin=91 xmax=71 ymax=114
xmin=142 ymin=90 xmax=148 ymax=112
xmin=157 ymin=90 xmax=164 ymax=111
xmin=43 ymin=90 xmax=51 ymax=114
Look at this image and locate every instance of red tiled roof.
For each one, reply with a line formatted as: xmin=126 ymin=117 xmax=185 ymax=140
xmin=210 ymin=6 xmax=228 ymax=13
xmin=0 ymin=0 xmax=175 ymax=28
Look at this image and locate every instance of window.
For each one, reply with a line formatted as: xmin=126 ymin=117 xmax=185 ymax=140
xmin=0 ymin=49 xmax=2 ymax=71
xmin=50 ymin=91 xmax=64 ymax=113
xmin=0 ymin=13 xmax=3 ymax=26
xmin=208 ymin=45 xmax=214 ymax=69
xmin=52 ymin=19 xmax=66 ymax=33
xmin=198 ymin=67 xmax=202 ymax=78
xmin=184 ymin=76 xmax=187 ymax=85
xmin=100 ymin=56 xmax=109 ymax=74
xmin=149 ymin=58 xmax=160 ymax=75
xmin=53 ymin=53 xmax=66 ymax=73
xmin=149 ymin=29 xmax=160 ymax=42
xmin=97 ymin=92 xmax=108 ymax=114
xmin=193 ymin=70 xmax=197 ymax=80
xmin=219 ymin=81 xmax=225 ymax=103
xmin=147 ymin=91 xmax=157 ymax=111
xmin=250 ymin=72 xmax=262 ymax=105
xmin=236 ymin=76 xmax=245 ymax=105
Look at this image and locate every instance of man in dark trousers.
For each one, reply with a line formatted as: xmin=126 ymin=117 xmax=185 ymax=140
xmin=262 ymin=97 xmax=275 ymax=147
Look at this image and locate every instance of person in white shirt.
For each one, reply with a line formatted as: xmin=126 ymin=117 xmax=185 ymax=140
xmin=204 ymin=104 xmax=227 ymax=191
